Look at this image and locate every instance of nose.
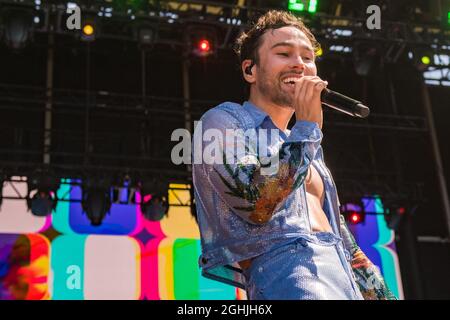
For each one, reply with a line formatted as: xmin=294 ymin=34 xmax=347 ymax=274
xmin=289 ymin=55 xmax=306 ymax=72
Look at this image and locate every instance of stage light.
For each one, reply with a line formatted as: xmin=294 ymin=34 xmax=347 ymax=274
xmin=413 ymin=47 xmax=434 ymax=71
xmin=288 ymin=0 xmax=318 ymax=13
xmin=139 ymin=178 xmax=169 ymax=221
xmin=198 ymin=39 xmax=211 ymax=53
xmin=341 ymin=202 xmax=365 ymax=225
xmin=421 ymin=55 xmax=431 ymax=65
xmin=83 ymin=24 xmax=94 ymax=36
xmin=133 ymin=22 xmax=156 ymax=49
xmin=138 ymin=28 xmax=154 ymax=46
xmin=185 ymin=26 xmax=217 ymax=58
xmin=26 ymin=168 xmax=60 ymax=217
xmin=82 ymin=189 xmax=111 ymax=226
xmin=1 ymin=7 xmax=34 ymax=49
xmin=80 ymin=18 xmax=98 ymax=42
xmin=192 ymin=36 xmax=214 ymax=57
xmin=29 ymin=191 xmax=56 ymax=217
xmin=82 ymin=179 xmax=112 ymax=226
xmin=141 ymin=194 xmax=168 ymax=221
xmin=349 ymin=211 xmax=363 ymax=224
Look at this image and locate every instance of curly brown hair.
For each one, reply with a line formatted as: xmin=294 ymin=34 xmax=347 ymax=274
xmin=234 ymin=10 xmax=320 ymax=67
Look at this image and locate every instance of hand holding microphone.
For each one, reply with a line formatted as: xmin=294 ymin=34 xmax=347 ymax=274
xmin=293 ymin=76 xmax=370 ymax=129
xmin=293 ymin=76 xmax=328 ymax=128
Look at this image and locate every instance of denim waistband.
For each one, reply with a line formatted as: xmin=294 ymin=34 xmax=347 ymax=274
xmin=241 ymin=232 xmax=343 ymax=281
xmin=200 ymin=231 xmax=343 ymax=270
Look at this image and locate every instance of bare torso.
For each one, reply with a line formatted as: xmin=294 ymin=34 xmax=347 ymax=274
xmin=305 ymin=164 xmax=333 ymax=232
xmin=239 ymin=164 xmax=332 ymax=270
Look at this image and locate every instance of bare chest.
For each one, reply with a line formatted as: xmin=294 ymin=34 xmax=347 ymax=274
xmin=305 ymin=164 xmax=325 ymax=204
xmin=305 ymin=164 xmax=332 ymax=232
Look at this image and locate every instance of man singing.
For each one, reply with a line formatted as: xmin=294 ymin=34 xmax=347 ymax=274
xmin=192 ymin=10 xmax=395 ymax=300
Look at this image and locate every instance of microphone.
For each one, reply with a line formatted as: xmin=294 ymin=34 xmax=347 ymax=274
xmin=320 ymin=88 xmax=370 ymax=118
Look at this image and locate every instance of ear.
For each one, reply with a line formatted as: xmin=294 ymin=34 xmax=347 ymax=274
xmin=242 ymin=59 xmax=255 ymax=84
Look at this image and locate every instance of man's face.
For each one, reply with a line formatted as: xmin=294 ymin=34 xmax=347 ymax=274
xmin=253 ymin=26 xmax=317 ymax=108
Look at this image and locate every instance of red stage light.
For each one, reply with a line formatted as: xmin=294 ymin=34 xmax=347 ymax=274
xmin=350 ymin=211 xmax=362 ymax=224
xmin=198 ymin=39 xmax=211 ymax=52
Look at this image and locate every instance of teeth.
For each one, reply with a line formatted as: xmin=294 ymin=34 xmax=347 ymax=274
xmin=282 ymin=77 xmax=301 ymax=84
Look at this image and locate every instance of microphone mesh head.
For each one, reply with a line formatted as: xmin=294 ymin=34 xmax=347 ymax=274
xmin=356 ymin=103 xmax=370 ymax=118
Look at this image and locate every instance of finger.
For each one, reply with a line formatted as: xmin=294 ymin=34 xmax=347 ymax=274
xmin=295 ymin=76 xmax=319 ymax=106
xmin=298 ymin=77 xmax=309 ymax=106
xmin=313 ymin=82 xmax=327 ymax=106
xmin=304 ymin=78 xmax=322 ymax=102
xmin=312 ymin=82 xmax=327 ymax=100
xmin=294 ymin=77 xmax=305 ymax=101
xmin=314 ymin=80 xmax=328 ymax=91
xmin=304 ymin=79 xmax=315 ymax=102
xmin=294 ymin=76 xmax=303 ymax=99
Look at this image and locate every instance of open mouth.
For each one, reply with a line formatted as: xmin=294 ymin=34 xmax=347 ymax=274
xmin=282 ymin=77 xmax=301 ymax=87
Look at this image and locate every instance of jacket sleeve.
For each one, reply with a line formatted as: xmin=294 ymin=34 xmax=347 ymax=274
xmin=193 ymin=109 xmax=322 ymax=225
xmin=339 ymin=214 xmax=398 ymax=300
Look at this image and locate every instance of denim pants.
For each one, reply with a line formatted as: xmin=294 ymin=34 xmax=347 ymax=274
xmin=242 ymin=235 xmax=364 ymax=300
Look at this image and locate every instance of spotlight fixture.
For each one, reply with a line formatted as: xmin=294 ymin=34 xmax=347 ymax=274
xmin=198 ymin=39 xmax=211 ymax=53
xmin=421 ymin=55 xmax=431 ymax=65
xmin=1 ymin=7 xmax=34 ymax=49
xmin=80 ymin=17 xmax=98 ymax=42
xmin=81 ymin=178 xmax=112 ymax=226
xmin=412 ymin=47 xmax=434 ymax=71
xmin=340 ymin=201 xmax=366 ymax=225
xmin=133 ymin=22 xmax=156 ymax=48
xmin=26 ymin=168 xmax=60 ymax=217
xmin=185 ymin=25 xmax=217 ymax=58
xmin=139 ymin=178 xmax=169 ymax=221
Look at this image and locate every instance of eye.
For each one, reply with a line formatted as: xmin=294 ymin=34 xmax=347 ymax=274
xmin=277 ymin=52 xmax=289 ymax=57
xmin=303 ymin=56 xmax=313 ymax=61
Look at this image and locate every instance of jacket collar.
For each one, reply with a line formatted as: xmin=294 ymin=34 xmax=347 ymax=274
xmin=243 ymin=100 xmax=292 ymax=136
xmin=243 ymin=100 xmax=269 ymax=128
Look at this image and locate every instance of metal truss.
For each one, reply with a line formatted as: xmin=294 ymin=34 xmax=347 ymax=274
xmin=0 ymin=175 xmax=193 ymax=207
xmin=0 ymin=0 xmax=448 ymax=49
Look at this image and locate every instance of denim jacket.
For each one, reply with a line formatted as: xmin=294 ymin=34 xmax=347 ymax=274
xmin=192 ymin=101 xmax=396 ymax=300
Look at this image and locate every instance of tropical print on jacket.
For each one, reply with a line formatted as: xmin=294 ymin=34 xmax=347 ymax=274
xmin=339 ymin=215 xmax=397 ymax=300
xmin=213 ymin=143 xmax=306 ymax=224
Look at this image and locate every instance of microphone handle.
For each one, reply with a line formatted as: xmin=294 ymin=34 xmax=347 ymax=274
xmin=321 ymin=88 xmax=370 ymax=118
